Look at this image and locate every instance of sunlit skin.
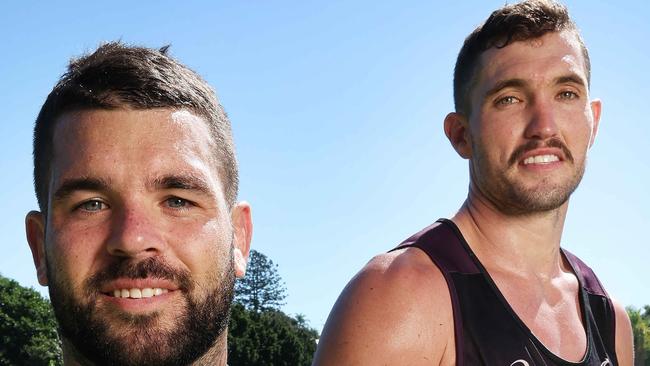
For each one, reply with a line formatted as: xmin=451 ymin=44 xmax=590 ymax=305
xmin=447 ymin=30 xmax=600 ymax=362
xmin=313 ymin=31 xmax=633 ymax=365
xmin=25 ymin=108 xmax=252 ymax=365
xmin=460 ymin=31 xmax=597 ymax=217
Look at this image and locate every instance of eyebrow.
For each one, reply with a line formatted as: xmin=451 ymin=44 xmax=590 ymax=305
xmin=484 ymin=78 xmax=527 ymax=99
xmin=151 ymin=174 xmax=215 ymax=198
xmin=483 ymin=73 xmax=588 ymax=101
xmin=52 ymin=177 xmax=112 ymax=202
xmin=52 ymin=174 xmax=216 ymax=202
xmin=553 ymin=74 xmax=586 ymax=88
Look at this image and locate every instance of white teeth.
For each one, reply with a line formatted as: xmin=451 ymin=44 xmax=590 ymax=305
xmin=141 ymin=288 xmax=154 ymax=298
xmin=523 ymin=154 xmax=559 ymax=165
xmin=110 ymin=287 xmax=168 ymax=298
xmin=130 ymin=288 xmax=142 ymax=299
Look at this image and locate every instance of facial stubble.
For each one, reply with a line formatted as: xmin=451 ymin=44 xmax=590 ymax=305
xmin=47 ymin=250 xmax=235 ymax=366
xmin=471 ymin=137 xmax=586 ymax=215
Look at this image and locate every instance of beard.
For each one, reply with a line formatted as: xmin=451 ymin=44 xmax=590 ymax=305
xmin=47 ymin=254 xmax=235 ymax=366
xmin=471 ymin=137 xmax=586 ymax=215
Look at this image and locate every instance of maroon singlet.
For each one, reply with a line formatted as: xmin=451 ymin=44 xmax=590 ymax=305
xmin=391 ymin=219 xmax=617 ymax=366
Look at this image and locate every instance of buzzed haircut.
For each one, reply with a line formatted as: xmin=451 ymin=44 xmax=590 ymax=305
xmin=33 ymin=42 xmax=238 ymax=212
xmin=453 ymin=0 xmax=590 ymax=116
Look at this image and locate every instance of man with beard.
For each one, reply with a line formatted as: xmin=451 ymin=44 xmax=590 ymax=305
xmin=314 ymin=1 xmax=633 ymax=365
xmin=25 ymin=42 xmax=252 ymax=366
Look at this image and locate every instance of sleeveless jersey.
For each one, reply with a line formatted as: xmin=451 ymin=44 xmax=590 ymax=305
xmin=392 ymin=219 xmax=618 ymax=366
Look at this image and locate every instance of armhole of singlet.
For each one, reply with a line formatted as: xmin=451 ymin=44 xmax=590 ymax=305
xmin=391 ymin=219 xmax=467 ymax=365
xmin=441 ymin=221 xmax=595 ymax=365
xmin=562 ymin=249 xmax=618 ymax=365
xmin=570 ymin=262 xmax=597 ymax=364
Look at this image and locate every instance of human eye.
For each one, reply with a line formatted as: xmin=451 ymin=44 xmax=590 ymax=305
xmin=494 ymin=95 xmax=521 ymax=107
xmin=557 ymin=90 xmax=579 ymax=100
xmin=164 ymin=196 xmax=194 ymax=210
xmin=76 ymin=199 xmax=108 ymax=213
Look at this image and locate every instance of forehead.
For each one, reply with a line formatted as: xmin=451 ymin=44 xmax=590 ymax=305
xmin=475 ymin=31 xmax=588 ymax=92
xmin=50 ymin=108 xmax=219 ymax=188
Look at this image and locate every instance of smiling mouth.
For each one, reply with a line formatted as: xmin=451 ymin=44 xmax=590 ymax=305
xmin=522 ymin=154 xmax=560 ymax=165
xmin=107 ymin=288 xmax=171 ymax=299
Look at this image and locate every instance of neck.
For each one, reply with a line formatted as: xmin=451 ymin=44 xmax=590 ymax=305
xmin=192 ymin=332 xmax=228 ymax=366
xmin=61 ymin=330 xmax=229 ymax=366
xmin=452 ymin=186 xmax=569 ymax=278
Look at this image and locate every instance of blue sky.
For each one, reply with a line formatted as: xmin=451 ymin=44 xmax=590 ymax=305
xmin=1 ymin=1 xmax=648 ymax=332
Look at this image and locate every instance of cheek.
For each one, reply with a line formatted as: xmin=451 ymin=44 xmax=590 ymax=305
xmin=474 ymin=112 xmax=522 ymax=154
xmin=46 ymin=224 xmax=106 ymax=293
xmin=563 ymin=109 xmax=595 ymax=151
xmin=166 ymin=218 xmax=232 ymax=276
xmin=475 ymin=126 xmax=519 ymax=164
xmin=582 ymin=108 xmax=597 ymax=141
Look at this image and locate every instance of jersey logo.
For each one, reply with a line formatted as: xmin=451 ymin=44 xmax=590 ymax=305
xmin=510 ymin=361 xmax=530 ymax=366
xmin=601 ymin=359 xmax=611 ymax=366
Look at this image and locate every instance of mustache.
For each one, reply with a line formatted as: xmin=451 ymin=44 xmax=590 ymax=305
xmin=85 ymin=257 xmax=192 ymax=293
xmin=507 ymin=138 xmax=573 ymax=166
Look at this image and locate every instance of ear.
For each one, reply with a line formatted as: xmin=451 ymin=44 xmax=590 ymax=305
xmin=231 ymin=201 xmax=252 ymax=278
xmin=444 ymin=112 xmax=472 ymax=159
xmin=588 ymin=99 xmax=602 ymax=148
xmin=25 ymin=211 xmax=48 ymax=286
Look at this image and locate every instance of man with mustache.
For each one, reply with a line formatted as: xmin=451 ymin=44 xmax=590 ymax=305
xmin=314 ymin=1 xmax=633 ymax=365
xmin=25 ymin=42 xmax=252 ymax=365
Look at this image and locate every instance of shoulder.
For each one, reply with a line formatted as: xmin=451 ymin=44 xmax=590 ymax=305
xmin=313 ymin=247 xmax=455 ymax=365
xmin=610 ymin=298 xmax=633 ymax=366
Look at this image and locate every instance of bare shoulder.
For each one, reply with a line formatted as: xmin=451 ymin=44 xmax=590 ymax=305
xmin=610 ymin=297 xmax=633 ymax=366
xmin=313 ymin=247 xmax=455 ymax=366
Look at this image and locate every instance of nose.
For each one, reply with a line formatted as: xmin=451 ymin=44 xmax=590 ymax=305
xmin=524 ymin=99 xmax=559 ymax=140
xmin=106 ymin=204 xmax=166 ymax=259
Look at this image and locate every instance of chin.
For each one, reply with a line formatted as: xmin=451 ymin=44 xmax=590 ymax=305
xmin=503 ymin=183 xmax=576 ymax=214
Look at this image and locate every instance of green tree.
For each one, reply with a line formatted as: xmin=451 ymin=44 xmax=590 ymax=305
xmin=229 ymin=250 xmax=318 ymax=364
xmin=235 ymin=250 xmax=287 ymax=312
xmin=0 ymin=274 xmax=61 ymax=366
xmin=628 ymin=305 xmax=650 ymax=366
xmin=228 ymin=302 xmax=319 ymax=366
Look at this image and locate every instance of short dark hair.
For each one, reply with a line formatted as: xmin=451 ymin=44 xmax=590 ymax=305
xmin=33 ymin=42 xmax=238 ymax=212
xmin=453 ymin=0 xmax=590 ymax=115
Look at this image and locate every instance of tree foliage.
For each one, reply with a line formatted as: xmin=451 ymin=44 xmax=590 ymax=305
xmin=628 ymin=306 xmax=650 ymax=366
xmin=0 ymin=274 xmax=62 ymax=366
xmin=228 ymin=302 xmax=319 ymax=366
xmin=229 ymin=250 xmax=318 ymax=364
xmin=235 ymin=250 xmax=287 ymax=312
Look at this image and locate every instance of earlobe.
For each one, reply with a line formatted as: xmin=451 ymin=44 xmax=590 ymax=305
xmin=25 ymin=211 xmax=48 ymax=286
xmin=444 ymin=112 xmax=472 ymax=159
xmin=231 ymin=202 xmax=252 ymax=278
xmin=589 ymin=99 xmax=602 ymax=148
